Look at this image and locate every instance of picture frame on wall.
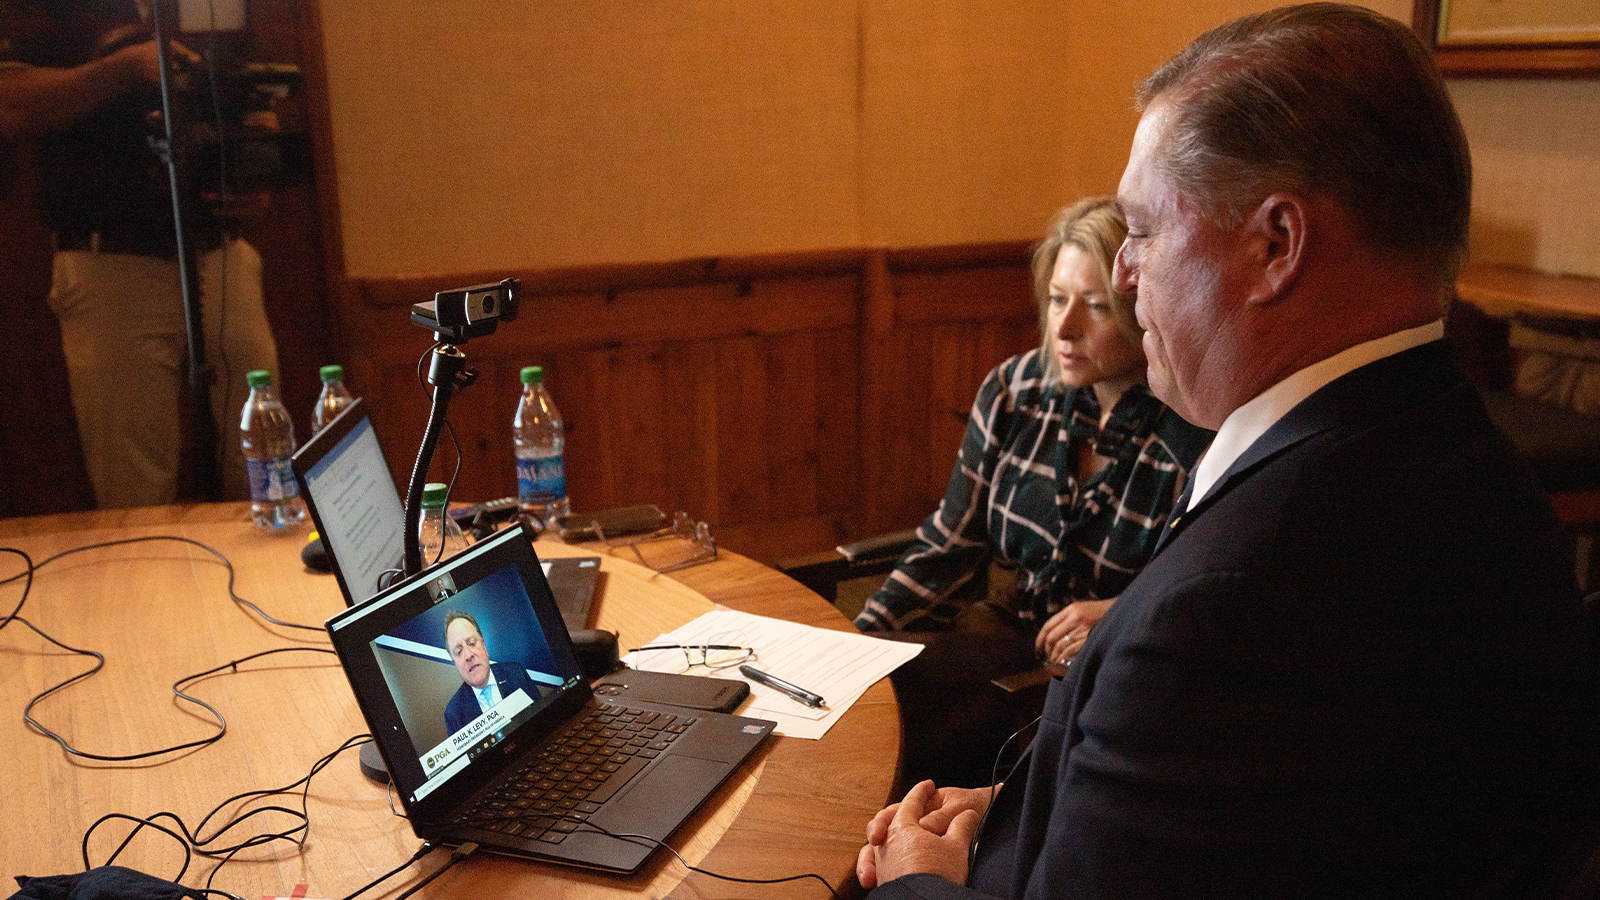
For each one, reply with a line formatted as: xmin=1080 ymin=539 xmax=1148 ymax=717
xmin=1412 ymin=0 xmax=1600 ymax=77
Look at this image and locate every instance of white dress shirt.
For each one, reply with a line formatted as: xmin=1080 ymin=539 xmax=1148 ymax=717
xmin=1186 ymin=320 xmax=1446 ymax=509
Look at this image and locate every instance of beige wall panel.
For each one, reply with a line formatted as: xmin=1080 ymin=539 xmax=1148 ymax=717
xmin=1055 ymin=0 xmax=1413 ymax=202
xmin=858 ymin=1 xmax=1075 ymax=245
xmin=315 ymin=0 xmax=1597 ymax=285
xmin=319 ymin=1 xmax=861 ymax=276
xmin=1054 ymin=0 xmax=1600 ymax=283
xmin=1451 ymin=79 xmax=1600 ymax=279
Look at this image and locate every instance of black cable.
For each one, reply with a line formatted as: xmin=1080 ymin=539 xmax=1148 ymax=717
xmin=81 ymin=735 xmax=373 ymax=895
xmin=412 ymin=342 xmax=465 ymax=568
xmin=22 ymin=635 xmax=336 ymax=763
xmin=1 ymin=536 xmax=336 ymax=760
xmin=372 ymin=810 xmax=839 ymax=896
xmin=967 ymin=714 xmax=1041 ymax=873
xmin=0 ymin=535 xmax=323 ymax=631
xmin=0 ymin=546 xmax=34 ymax=627
xmin=571 ymin=818 xmax=839 ymax=897
xmin=386 ymin=842 xmax=475 ymax=900
xmin=192 ymin=732 xmax=368 ymax=858
xmin=337 ymin=842 xmax=437 ymax=900
xmin=4 ymin=538 xmax=431 ymax=897
xmin=83 ymin=811 xmax=196 ymax=883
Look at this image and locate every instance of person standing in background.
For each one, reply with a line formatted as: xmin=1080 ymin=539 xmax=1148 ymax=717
xmin=0 ymin=0 xmax=279 ymax=507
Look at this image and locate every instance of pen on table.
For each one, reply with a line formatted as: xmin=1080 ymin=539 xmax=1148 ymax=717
xmin=739 ymin=664 xmax=827 ymax=709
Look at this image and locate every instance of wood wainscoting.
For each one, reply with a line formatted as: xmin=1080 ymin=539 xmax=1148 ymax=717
xmin=334 ymin=242 xmax=1040 ymax=566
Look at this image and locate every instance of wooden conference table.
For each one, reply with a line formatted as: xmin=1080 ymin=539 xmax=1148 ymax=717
xmin=0 ymin=503 xmax=899 ymax=899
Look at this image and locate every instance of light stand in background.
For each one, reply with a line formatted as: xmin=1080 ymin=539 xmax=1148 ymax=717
xmin=150 ymin=0 xmax=221 ymax=500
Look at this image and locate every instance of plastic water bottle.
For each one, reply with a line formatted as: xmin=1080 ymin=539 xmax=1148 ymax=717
xmin=514 ymin=365 xmax=570 ymax=527
xmin=311 ymin=364 xmax=356 ymax=435
xmin=418 ymin=482 xmax=471 ymax=564
xmin=240 ymin=369 xmax=306 ymax=531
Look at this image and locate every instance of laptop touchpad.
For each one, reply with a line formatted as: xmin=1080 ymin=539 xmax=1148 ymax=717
xmin=597 ymin=756 xmax=726 ymax=834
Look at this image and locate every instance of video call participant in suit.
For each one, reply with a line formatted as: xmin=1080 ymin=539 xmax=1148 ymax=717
xmin=854 ymin=197 xmax=1211 ymax=786
xmin=442 ymin=610 xmax=540 ymax=735
xmin=857 ymin=5 xmax=1600 ymax=898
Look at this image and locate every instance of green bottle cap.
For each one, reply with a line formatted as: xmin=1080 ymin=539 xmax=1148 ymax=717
xmin=520 ymin=366 xmax=544 ymax=384
xmin=421 ymin=482 xmax=449 ymax=506
xmin=246 ymin=369 xmax=272 ymax=387
xmin=319 ymin=364 xmax=344 ymax=382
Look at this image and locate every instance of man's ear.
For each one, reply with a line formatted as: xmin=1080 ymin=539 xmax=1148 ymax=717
xmin=1244 ymin=193 xmax=1306 ymax=305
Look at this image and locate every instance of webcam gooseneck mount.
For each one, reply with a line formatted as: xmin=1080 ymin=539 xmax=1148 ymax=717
xmin=401 ymin=278 xmax=521 ymax=579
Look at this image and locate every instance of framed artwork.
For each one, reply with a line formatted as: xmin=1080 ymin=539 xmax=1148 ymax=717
xmin=1412 ymin=0 xmax=1600 ymax=77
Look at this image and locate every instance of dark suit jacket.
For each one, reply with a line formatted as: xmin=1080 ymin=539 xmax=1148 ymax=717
xmin=874 ymin=341 xmax=1600 ymax=899
xmin=443 ymin=661 xmax=540 ymax=735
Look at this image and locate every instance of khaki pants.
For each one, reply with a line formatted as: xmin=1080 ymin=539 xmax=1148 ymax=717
xmin=48 ymin=238 xmax=278 ymax=508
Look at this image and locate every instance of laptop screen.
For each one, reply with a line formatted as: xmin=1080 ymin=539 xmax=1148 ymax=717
xmin=326 ymin=525 xmax=589 ymax=814
xmin=293 ymin=399 xmax=407 ymax=604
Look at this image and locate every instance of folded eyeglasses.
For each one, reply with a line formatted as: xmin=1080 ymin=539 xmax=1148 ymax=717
xmin=601 ymin=511 xmax=717 ymax=573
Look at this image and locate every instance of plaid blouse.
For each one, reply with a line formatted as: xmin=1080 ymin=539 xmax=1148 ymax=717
xmin=855 ymin=349 xmax=1212 ymax=633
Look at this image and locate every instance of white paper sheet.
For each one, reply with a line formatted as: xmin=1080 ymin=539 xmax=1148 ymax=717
xmin=621 ymin=607 xmax=922 ymax=739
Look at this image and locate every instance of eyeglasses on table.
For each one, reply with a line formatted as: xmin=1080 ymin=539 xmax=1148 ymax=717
xmin=626 ymin=643 xmax=756 ymax=673
xmin=600 ymin=511 xmax=717 ymax=573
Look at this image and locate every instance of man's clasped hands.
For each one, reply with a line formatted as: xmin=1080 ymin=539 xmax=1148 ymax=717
xmin=856 ymin=781 xmax=997 ymax=890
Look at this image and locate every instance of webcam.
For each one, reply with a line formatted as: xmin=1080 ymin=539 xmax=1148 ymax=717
xmin=411 ymin=278 xmax=520 ymax=342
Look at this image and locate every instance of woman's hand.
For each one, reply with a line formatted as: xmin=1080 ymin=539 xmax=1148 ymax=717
xmin=1034 ymin=599 xmax=1114 ymax=663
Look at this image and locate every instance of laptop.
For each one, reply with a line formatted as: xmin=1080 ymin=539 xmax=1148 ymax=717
xmin=291 ymin=398 xmax=599 ymax=630
xmin=325 ymin=524 xmax=775 ymax=873
xmin=290 ymin=398 xmax=407 ymax=604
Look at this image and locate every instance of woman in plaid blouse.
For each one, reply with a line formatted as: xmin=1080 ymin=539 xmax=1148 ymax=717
xmin=855 ymin=197 xmax=1212 ymax=785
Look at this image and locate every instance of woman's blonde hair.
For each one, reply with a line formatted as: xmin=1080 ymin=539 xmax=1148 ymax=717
xmin=1031 ymin=196 xmax=1141 ymax=385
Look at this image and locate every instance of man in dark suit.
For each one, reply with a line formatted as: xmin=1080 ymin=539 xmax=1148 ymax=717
xmin=857 ymin=5 xmax=1600 ymax=898
xmin=442 ymin=610 xmax=540 ymax=735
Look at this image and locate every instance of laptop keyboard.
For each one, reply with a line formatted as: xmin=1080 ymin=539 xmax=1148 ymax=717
xmin=456 ymin=703 xmax=694 ymax=844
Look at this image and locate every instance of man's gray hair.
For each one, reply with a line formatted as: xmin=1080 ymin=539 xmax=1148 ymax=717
xmin=1138 ymin=2 xmax=1471 ymax=296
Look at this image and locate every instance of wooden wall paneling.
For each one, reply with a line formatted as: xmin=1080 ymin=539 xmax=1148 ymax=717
xmin=808 ymin=324 xmax=864 ymax=520
xmin=444 ymin=355 xmax=512 ymax=501
xmin=563 ymin=344 xmax=673 ymax=515
xmin=851 ymin=255 xmax=1040 ymax=546
xmin=885 ymin=254 xmax=1036 ymax=516
xmin=343 ymin=326 xmax=449 ymax=505
xmin=658 ymin=341 xmax=721 ymax=522
xmin=327 ymin=244 xmax=1038 ymax=565
xmin=873 ymin=323 xmax=940 ymax=533
xmin=855 ymin=249 xmax=902 ymax=540
xmin=764 ymin=330 xmax=825 ymax=521
xmin=890 ymin=260 xmax=1035 ymax=324
xmin=927 ymin=321 xmax=980 ymax=500
xmin=493 ymin=271 xmax=860 ymax=351
xmin=0 ymin=138 xmax=97 ymax=518
xmin=727 ymin=326 xmax=864 ymax=559
xmin=713 ymin=335 xmax=772 ymax=528
xmin=372 ymin=356 xmax=439 ymax=498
